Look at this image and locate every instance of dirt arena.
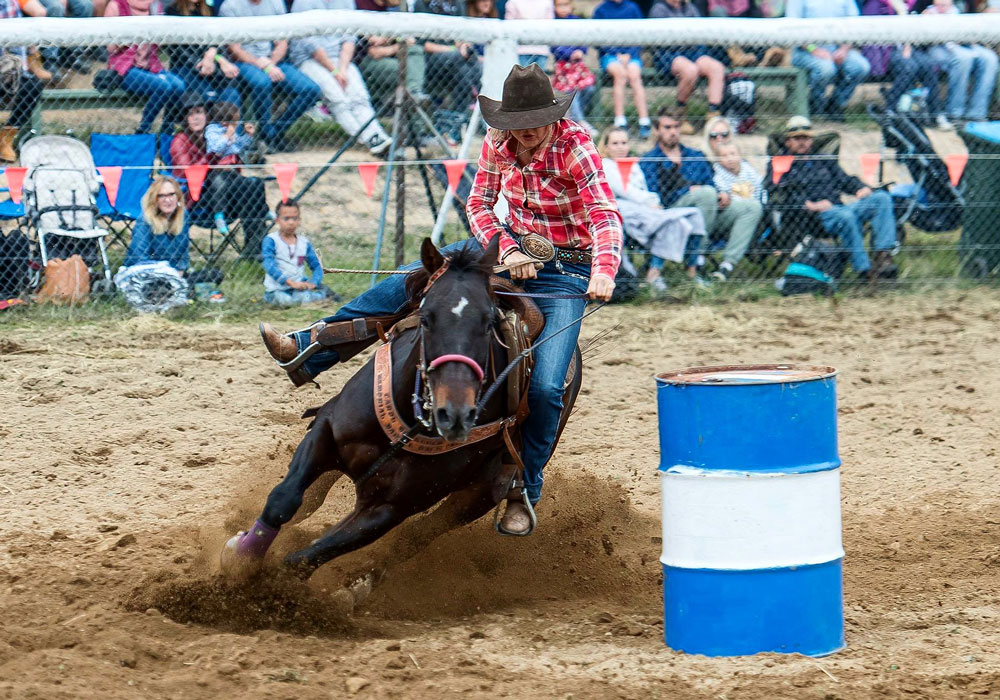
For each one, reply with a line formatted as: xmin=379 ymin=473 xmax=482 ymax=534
xmin=2 ymin=289 xmax=999 ymax=699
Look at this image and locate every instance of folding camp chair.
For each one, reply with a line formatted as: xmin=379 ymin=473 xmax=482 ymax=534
xmin=90 ymin=132 xmax=157 ymax=252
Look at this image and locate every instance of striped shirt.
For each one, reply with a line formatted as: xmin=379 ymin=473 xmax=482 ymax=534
xmin=467 ymin=120 xmax=623 ymax=281
xmin=712 ymin=160 xmax=765 ymax=203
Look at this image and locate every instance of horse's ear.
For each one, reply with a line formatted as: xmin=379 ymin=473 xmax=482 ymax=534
xmin=420 ymin=237 xmax=444 ymax=273
xmin=483 ymin=234 xmax=501 ymax=266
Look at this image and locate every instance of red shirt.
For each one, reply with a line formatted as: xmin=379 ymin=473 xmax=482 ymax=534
xmin=467 ymin=120 xmax=623 ymax=281
xmin=170 ymin=132 xmax=243 ymax=182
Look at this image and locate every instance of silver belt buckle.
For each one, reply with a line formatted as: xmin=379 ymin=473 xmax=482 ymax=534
xmin=519 ymin=233 xmax=555 ymax=263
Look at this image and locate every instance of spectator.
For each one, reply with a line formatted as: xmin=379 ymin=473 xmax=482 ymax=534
xmin=765 ymin=116 xmax=897 ymax=286
xmin=354 ymin=0 xmax=429 ymax=109
xmin=593 ymin=0 xmax=651 ymax=138
xmin=220 ymin=0 xmax=322 ymax=152
xmin=22 ymin=0 xmax=93 ymax=75
xmin=123 ymin=176 xmax=191 ymax=274
xmin=552 ymin=0 xmax=597 ymax=136
xmin=466 ymin=0 xmax=497 ymax=57
xmin=923 ymin=0 xmax=999 ymax=122
xmin=599 ymin=126 xmax=707 ymax=294
xmin=416 ymin=0 xmax=482 ymax=112
xmin=640 ymin=107 xmax=718 ymax=252
xmin=649 ymin=0 xmax=726 ymax=135
xmin=262 ymin=199 xmax=332 ymax=305
xmin=505 ymin=0 xmax=554 ymax=68
xmin=166 ymin=0 xmax=243 ymax=107
xmin=710 ymin=141 xmax=763 ymax=280
xmin=861 ymin=0 xmax=952 ymax=130
xmin=289 ymin=0 xmax=391 ymax=155
xmin=169 ymin=94 xmax=271 ymax=261
xmin=785 ymin=0 xmax=872 ymax=120
xmin=0 ymin=4 xmax=44 ymax=163
xmin=706 ymin=1 xmax=789 ymax=67
xmin=105 ymin=0 xmax=187 ymax=135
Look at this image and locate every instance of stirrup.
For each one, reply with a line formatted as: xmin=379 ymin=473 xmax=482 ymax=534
xmin=260 ymin=321 xmax=323 ymax=377
xmin=493 ymin=477 xmax=537 ymax=537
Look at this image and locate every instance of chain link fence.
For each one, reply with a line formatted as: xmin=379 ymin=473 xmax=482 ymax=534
xmin=2 ymin=7 xmax=1000 ymax=315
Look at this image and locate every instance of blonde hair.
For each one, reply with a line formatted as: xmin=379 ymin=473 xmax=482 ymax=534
xmin=597 ymin=125 xmax=629 ymax=158
xmin=141 ymin=176 xmax=186 ymax=236
xmin=703 ymin=115 xmax=733 ymax=158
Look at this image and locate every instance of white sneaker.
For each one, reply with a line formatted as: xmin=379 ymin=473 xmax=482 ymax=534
xmin=367 ymin=134 xmax=391 ymax=156
xmin=306 ymin=104 xmax=333 ymax=123
xmin=935 ymin=114 xmax=955 ymax=131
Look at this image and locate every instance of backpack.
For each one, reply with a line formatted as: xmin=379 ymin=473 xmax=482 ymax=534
xmin=775 ymin=235 xmax=849 ymax=296
xmin=0 ymin=229 xmax=33 ymax=299
xmin=722 ymin=72 xmax=756 ymax=134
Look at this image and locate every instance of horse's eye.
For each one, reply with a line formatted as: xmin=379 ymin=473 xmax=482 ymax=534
xmin=420 ymin=315 xmax=431 ymax=328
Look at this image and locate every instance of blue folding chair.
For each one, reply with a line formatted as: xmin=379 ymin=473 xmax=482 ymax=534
xmin=90 ymin=133 xmax=157 ymax=251
xmin=0 ymin=168 xmax=26 ymax=223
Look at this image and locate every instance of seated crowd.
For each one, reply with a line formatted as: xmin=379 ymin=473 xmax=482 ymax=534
xmin=2 ymin=0 xmax=995 ymax=302
xmin=3 ymin=0 xmax=1000 ymax=164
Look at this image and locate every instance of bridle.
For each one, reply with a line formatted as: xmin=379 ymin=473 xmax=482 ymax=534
xmin=412 ymin=259 xmax=494 ymax=431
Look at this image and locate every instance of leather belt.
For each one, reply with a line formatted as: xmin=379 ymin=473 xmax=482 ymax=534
xmin=554 ymin=248 xmax=592 ymax=265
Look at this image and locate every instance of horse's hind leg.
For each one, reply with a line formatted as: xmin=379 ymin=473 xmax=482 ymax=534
xmin=222 ymin=419 xmax=339 ymax=569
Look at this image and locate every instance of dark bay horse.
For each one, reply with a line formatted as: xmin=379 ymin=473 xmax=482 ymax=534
xmin=222 ymin=237 xmax=582 ymax=600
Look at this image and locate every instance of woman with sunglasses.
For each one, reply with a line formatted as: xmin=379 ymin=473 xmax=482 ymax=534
xmin=703 ymin=115 xmax=733 ymax=156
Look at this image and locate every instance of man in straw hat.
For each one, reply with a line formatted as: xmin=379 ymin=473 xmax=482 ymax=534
xmin=766 ymin=115 xmax=898 ymax=287
xmin=260 ymin=64 xmax=622 ymax=534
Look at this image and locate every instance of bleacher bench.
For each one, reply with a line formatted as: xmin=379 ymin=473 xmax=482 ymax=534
xmin=31 ymin=89 xmax=147 ymax=132
xmin=599 ymin=65 xmax=809 ymax=118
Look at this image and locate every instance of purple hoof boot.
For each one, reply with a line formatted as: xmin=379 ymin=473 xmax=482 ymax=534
xmin=221 ymin=520 xmax=278 ymax=574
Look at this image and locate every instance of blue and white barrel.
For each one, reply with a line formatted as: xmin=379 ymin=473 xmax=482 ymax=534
xmin=655 ymin=364 xmax=844 ymax=657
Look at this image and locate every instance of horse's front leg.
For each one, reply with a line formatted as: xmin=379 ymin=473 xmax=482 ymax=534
xmin=283 ymin=500 xmax=406 ymax=580
xmin=221 ymin=418 xmax=339 ymax=573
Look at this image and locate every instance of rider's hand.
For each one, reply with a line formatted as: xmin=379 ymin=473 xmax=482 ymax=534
xmin=503 ymin=251 xmax=542 ymax=281
xmin=855 ymin=186 xmax=873 ymax=200
xmin=587 ymin=274 xmax=615 ymax=302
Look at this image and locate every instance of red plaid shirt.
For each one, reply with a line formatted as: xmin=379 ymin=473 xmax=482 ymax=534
xmin=467 ymin=120 xmax=623 ymax=281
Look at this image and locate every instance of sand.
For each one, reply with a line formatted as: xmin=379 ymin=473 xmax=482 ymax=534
xmin=2 ymin=289 xmax=999 ymax=699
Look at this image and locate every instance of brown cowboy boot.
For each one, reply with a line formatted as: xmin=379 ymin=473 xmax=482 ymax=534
xmin=260 ymin=322 xmax=299 ymax=363
xmin=0 ymin=126 xmax=18 ymax=163
xmin=499 ymin=499 xmax=534 ymax=535
xmin=26 ymin=49 xmax=53 ymax=83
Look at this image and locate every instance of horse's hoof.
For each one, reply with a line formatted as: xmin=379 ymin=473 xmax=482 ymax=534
xmin=219 ymin=532 xmax=261 ymax=578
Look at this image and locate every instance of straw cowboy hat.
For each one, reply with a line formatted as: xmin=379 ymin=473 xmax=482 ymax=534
xmin=783 ymin=115 xmax=815 ymax=138
xmin=478 ymin=64 xmax=574 ymax=131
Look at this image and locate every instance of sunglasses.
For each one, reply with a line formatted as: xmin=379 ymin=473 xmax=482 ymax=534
xmin=157 ymin=192 xmax=178 ymax=199
xmin=709 ymin=131 xmax=731 ymax=140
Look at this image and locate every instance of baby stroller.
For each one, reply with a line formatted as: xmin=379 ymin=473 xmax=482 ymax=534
xmin=19 ymin=135 xmax=113 ymax=293
xmin=867 ymin=105 xmax=964 ymax=235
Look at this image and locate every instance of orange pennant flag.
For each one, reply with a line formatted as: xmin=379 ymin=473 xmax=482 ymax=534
xmin=357 ymin=162 xmax=382 ymax=198
xmin=97 ymin=166 xmax=122 ymax=208
xmin=944 ymin=153 xmax=968 ymax=187
xmin=5 ymin=167 xmax=26 ymax=205
xmin=443 ymin=159 xmax=466 ymax=192
xmin=272 ymin=162 xmax=298 ymax=202
xmin=771 ymin=155 xmax=794 ymax=185
xmin=859 ymin=153 xmax=880 ymax=185
xmin=615 ymin=157 xmax=638 ymax=191
xmin=185 ymin=164 xmax=209 ymax=202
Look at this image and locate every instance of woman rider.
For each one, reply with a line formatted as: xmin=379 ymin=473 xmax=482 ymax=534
xmin=260 ymin=64 xmax=622 ymax=534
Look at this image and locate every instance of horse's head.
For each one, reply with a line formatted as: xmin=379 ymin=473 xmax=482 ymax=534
xmin=409 ymin=237 xmax=500 ymax=442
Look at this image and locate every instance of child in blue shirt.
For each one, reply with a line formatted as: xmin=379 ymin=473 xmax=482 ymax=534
xmin=261 ymin=199 xmax=337 ymax=306
xmin=592 ymin=0 xmax=651 ymax=137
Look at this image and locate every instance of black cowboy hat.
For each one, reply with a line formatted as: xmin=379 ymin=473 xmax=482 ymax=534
xmin=478 ymin=64 xmax=574 ymax=131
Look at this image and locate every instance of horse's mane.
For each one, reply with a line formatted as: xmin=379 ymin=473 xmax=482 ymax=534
xmin=404 ymin=241 xmax=493 ymax=302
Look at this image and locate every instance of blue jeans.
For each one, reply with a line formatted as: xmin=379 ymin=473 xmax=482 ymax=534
xmin=293 ymin=240 xmax=590 ymax=504
xmin=264 ymin=287 xmax=329 ymax=306
xmin=887 ymin=49 xmax=942 ymax=116
xmin=518 ymin=54 xmax=549 ymax=69
xmin=236 ymin=61 xmax=321 ymax=143
xmin=120 ymin=68 xmax=186 ymax=134
xmin=929 ymin=44 xmax=999 ymax=120
xmin=170 ymin=66 xmax=242 ymax=108
xmin=567 ymin=84 xmax=596 ymax=126
xmin=792 ymin=48 xmax=871 ymax=112
xmin=818 ymin=190 xmax=897 ymax=274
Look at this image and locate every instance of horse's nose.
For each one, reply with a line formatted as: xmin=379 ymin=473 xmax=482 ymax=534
xmin=434 ymin=404 xmax=477 ymax=440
